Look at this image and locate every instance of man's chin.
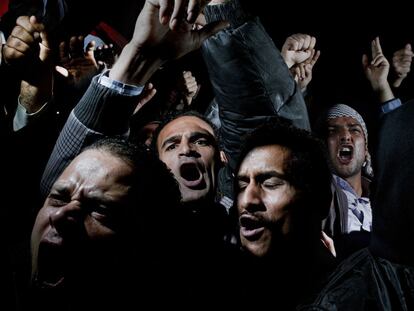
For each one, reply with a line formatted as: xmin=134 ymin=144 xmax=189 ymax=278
xmin=180 ymin=187 xmax=210 ymax=203
xmin=334 ymin=165 xmax=359 ymax=179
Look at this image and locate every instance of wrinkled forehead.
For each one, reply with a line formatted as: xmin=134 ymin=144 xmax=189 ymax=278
xmin=157 ymin=116 xmax=216 ymax=145
xmin=239 ymin=145 xmax=291 ymax=176
xmin=58 ymin=149 xmax=133 ymax=186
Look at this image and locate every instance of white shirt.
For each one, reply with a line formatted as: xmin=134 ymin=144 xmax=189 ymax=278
xmin=334 ymin=175 xmax=372 ymax=232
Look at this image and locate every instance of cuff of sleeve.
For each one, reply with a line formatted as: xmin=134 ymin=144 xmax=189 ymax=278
xmin=13 ymin=97 xmax=49 ymax=131
xmin=204 ymin=0 xmax=251 ymax=28
xmin=98 ymin=70 xmax=144 ymax=96
xmin=74 ymin=73 xmax=142 ymax=134
xmin=381 ymin=98 xmax=402 ymax=116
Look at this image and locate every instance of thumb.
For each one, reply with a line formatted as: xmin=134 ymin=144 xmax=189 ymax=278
xmin=405 ymin=43 xmax=412 ymax=52
xmin=39 ymin=31 xmax=52 ymax=62
xmin=39 ymin=31 xmax=50 ymax=48
xmin=198 ymin=20 xmax=229 ymax=43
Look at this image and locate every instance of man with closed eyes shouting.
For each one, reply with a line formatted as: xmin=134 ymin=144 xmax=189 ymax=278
xmin=231 ymin=118 xmax=336 ymax=310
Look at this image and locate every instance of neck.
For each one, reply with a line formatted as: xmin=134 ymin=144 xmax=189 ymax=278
xmin=345 ymin=172 xmax=363 ymax=196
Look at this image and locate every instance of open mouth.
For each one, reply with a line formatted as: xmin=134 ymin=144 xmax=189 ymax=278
xmin=239 ymin=215 xmax=265 ymax=239
xmin=338 ymin=145 xmax=353 ymax=163
xmin=35 ymin=241 xmax=65 ymax=288
xmin=179 ymin=162 xmax=204 ymax=188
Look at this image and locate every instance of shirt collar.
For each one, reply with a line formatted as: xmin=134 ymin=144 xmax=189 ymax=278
xmin=333 ymin=174 xmax=369 ymax=203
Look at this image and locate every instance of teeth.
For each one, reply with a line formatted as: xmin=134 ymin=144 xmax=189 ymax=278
xmin=341 ymin=147 xmax=351 ymax=152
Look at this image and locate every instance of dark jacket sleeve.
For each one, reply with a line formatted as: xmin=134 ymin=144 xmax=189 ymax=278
xmin=201 ymin=0 xmax=310 ymax=170
xmin=40 ymin=75 xmax=138 ymax=198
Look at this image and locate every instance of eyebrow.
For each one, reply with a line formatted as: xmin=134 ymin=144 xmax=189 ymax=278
xmin=161 ymin=134 xmax=181 ymax=149
xmin=161 ymin=131 xmax=216 ymax=149
xmin=237 ymin=170 xmax=287 ymax=181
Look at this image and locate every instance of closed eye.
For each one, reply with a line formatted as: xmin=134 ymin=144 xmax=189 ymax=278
xmin=48 ymin=191 xmax=70 ymax=207
xmin=261 ymin=176 xmax=285 ymax=189
xmin=238 ymin=181 xmax=249 ymax=191
xmin=263 ymin=181 xmax=284 ymax=189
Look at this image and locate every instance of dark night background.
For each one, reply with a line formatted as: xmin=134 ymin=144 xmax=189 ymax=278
xmin=1 ymin=0 xmax=413 ymax=144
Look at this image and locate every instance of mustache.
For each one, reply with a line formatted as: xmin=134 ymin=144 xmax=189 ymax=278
xmin=239 ymin=211 xmax=271 ymax=227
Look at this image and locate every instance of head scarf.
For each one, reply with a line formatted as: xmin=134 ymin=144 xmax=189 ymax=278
xmin=327 ymin=104 xmax=373 ymax=177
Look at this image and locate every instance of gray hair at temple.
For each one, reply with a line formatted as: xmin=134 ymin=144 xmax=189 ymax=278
xmin=326 ymin=104 xmax=373 ymax=178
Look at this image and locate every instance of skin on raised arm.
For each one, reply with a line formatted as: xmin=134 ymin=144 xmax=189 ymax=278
xmin=40 ymin=0 xmax=226 ymax=197
xmin=133 ymin=82 xmax=157 ymax=114
xmin=3 ymin=15 xmax=53 ymax=113
xmin=391 ymin=43 xmax=413 ymax=88
xmin=109 ymin=0 xmax=227 ymax=86
xmin=362 ymin=36 xmax=394 ymax=103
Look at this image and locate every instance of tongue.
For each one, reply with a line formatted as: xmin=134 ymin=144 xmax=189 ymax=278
xmin=339 ymin=151 xmax=352 ymax=161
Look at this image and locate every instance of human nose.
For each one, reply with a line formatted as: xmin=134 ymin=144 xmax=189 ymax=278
xmin=49 ymin=201 xmax=83 ymax=236
xmin=339 ymin=128 xmax=352 ymax=143
xmin=178 ymin=141 xmax=198 ymax=157
xmin=239 ymin=182 xmax=263 ymax=213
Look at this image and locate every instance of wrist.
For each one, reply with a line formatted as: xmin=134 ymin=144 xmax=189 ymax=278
xmin=372 ymin=82 xmax=394 ymax=103
xmin=285 ymin=59 xmax=294 ymax=69
xmin=110 ymin=43 xmax=163 ymax=86
xmin=20 ymin=80 xmax=52 ymax=114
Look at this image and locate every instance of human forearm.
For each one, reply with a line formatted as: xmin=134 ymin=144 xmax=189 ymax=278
xmin=371 ymin=80 xmax=394 ymax=103
xmin=73 ymin=74 xmax=141 ymax=135
xmin=109 ymin=43 xmax=164 ymax=86
xmin=202 ymin=1 xmax=309 ymax=129
xmin=19 ymin=79 xmax=52 ymax=114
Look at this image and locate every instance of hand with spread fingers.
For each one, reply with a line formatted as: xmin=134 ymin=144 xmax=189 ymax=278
xmin=110 ymin=0 xmax=227 ymax=86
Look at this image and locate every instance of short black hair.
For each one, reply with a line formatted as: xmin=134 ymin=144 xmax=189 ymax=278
xmin=84 ymin=136 xmax=181 ymax=235
xmin=150 ymin=110 xmax=220 ymax=155
xmin=234 ymin=118 xmax=332 ymax=220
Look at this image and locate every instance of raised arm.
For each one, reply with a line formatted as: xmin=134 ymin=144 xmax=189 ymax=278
xmin=201 ymin=0 xmax=310 ymax=173
xmin=281 ymin=33 xmax=316 ymax=69
xmin=3 ymin=16 xmax=54 ymax=131
xmin=281 ymin=33 xmax=320 ymax=93
xmin=362 ymin=37 xmax=394 ymax=103
xmin=391 ymin=43 xmax=413 ymax=88
xmin=40 ymin=0 xmax=226 ymax=196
